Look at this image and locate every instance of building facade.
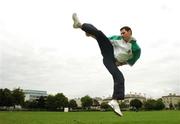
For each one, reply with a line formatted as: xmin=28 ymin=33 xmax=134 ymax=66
xmin=103 ymin=93 xmax=146 ymax=106
xmin=23 ymin=90 xmax=48 ymax=101
xmin=123 ymin=93 xmax=146 ymax=106
xmin=162 ymin=93 xmax=180 ymax=109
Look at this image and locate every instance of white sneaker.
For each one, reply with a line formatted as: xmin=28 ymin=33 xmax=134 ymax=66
xmin=72 ymin=13 xmax=82 ymax=28
xmin=108 ymin=100 xmax=123 ymax=116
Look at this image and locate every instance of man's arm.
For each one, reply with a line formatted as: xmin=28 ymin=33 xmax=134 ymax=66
xmin=127 ymin=41 xmax=141 ymax=66
xmin=108 ymin=35 xmax=122 ymax=46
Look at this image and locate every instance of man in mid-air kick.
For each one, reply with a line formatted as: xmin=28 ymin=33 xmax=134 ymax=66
xmin=72 ymin=13 xmax=141 ymax=116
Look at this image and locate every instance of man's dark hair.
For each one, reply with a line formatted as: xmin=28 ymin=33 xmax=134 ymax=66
xmin=120 ymin=26 xmax=132 ymax=34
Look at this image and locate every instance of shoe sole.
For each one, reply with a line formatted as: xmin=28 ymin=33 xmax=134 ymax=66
xmin=72 ymin=14 xmax=80 ymax=28
xmin=108 ymin=103 xmax=123 ymax=117
xmin=72 ymin=13 xmax=77 ymax=21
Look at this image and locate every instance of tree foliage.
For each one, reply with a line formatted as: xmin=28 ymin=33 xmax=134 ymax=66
xmin=100 ymin=102 xmax=110 ymax=110
xmin=130 ymin=99 xmax=142 ymax=111
xmin=0 ymin=88 xmax=13 ymax=107
xmin=144 ymin=99 xmax=165 ymax=110
xmin=155 ymin=98 xmax=165 ymax=110
xmin=37 ymin=96 xmax=46 ymax=109
xmin=92 ymin=99 xmax=100 ymax=106
xmin=68 ymin=99 xmax=78 ymax=109
xmin=54 ymin=93 xmax=68 ymax=110
xmin=46 ymin=95 xmax=56 ymax=110
xmin=81 ymin=95 xmax=93 ymax=109
xmin=177 ymin=102 xmax=180 ymax=110
xmin=12 ymin=88 xmax=25 ymax=106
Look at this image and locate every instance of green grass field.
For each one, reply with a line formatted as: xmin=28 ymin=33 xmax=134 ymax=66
xmin=0 ymin=111 xmax=180 ymax=124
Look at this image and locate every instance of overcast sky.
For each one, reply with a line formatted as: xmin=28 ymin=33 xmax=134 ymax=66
xmin=0 ymin=0 xmax=180 ymax=99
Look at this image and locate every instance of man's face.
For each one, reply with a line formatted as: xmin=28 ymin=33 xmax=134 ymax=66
xmin=120 ymin=29 xmax=132 ymax=41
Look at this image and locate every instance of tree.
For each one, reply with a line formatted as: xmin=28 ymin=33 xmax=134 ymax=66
xmin=81 ymin=95 xmax=93 ymax=109
xmin=144 ymin=99 xmax=156 ymax=110
xmin=37 ymin=96 xmax=46 ymax=109
xmin=68 ymin=99 xmax=78 ymax=109
xmin=100 ymin=102 xmax=110 ymax=111
xmin=155 ymin=98 xmax=165 ymax=110
xmin=169 ymin=103 xmax=174 ymax=110
xmin=177 ymin=102 xmax=180 ymax=110
xmin=0 ymin=89 xmax=3 ymax=107
xmin=130 ymin=99 xmax=142 ymax=111
xmin=54 ymin=93 xmax=68 ymax=110
xmin=2 ymin=88 xmax=13 ymax=107
xmin=46 ymin=95 xmax=56 ymax=110
xmin=29 ymin=100 xmax=38 ymax=109
xmin=92 ymin=99 xmax=100 ymax=107
xmin=12 ymin=88 xmax=25 ymax=107
xmin=23 ymin=101 xmax=31 ymax=109
xmin=120 ymin=101 xmax=129 ymax=109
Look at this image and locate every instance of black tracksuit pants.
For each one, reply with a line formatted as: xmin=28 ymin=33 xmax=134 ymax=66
xmin=81 ymin=23 xmax=125 ymax=100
